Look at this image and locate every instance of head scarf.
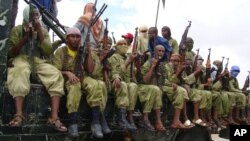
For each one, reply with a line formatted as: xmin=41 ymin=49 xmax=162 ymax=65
xmin=78 ymin=2 xmax=103 ymax=42
xmin=114 ymin=39 xmax=128 ymax=56
xmin=66 ymin=27 xmax=81 ymax=37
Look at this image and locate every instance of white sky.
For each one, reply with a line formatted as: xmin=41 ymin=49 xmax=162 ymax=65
xmin=16 ymin=0 xmax=250 ymax=87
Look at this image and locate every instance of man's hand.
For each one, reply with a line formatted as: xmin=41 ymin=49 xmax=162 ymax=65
xmin=65 ymin=71 xmax=80 ymax=84
xmin=127 ymin=52 xmax=137 ymax=64
xmin=172 ymin=83 xmax=177 ymax=91
xmin=176 ymin=63 xmax=185 ymax=75
xmin=193 ymin=66 xmax=203 ymax=77
xmin=205 ymin=78 xmax=212 ymax=86
xmin=112 ymin=78 xmax=121 ymax=88
xmin=151 ymin=58 xmax=159 ymax=68
xmin=222 ymin=69 xmax=229 ymax=76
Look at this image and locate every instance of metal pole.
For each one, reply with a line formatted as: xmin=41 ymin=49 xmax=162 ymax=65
xmin=155 ymin=0 xmax=160 ymax=27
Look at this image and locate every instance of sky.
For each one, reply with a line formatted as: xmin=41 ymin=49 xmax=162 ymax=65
xmin=16 ymin=0 xmax=250 ymax=87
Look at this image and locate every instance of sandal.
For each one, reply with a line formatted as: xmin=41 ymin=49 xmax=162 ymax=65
xmin=9 ymin=114 xmax=24 ymax=127
xmin=171 ymin=123 xmax=191 ymax=129
xmin=48 ymin=118 xmax=67 ymax=132
xmin=184 ymin=119 xmax=195 ymax=127
xmin=154 ymin=121 xmax=166 ymax=132
xmin=192 ymin=119 xmax=207 ymax=127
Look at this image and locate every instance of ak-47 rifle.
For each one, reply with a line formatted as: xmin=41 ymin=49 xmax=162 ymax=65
xmin=242 ymin=71 xmax=250 ymax=95
xmin=192 ymin=48 xmax=199 ymax=71
xmin=221 ymin=58 xmax=230 ymax=90
xmin=179 ymin=21 xmax=192 ymax=63
xmin=205 ymin=48 xmax=211 ymax=81
xmin=130 ymin=27 xmax=138 ymax=82
xmin=24 ymin=0 xmax=67 ymax=43
xmin=74 ymin=0 xmax=107 ymax=78
xmin=102 ymin=18 xmax=112 ymax=90
xmin=111 ymin=32 xmax=116 ymax=44
xmin=224 ymin=58 xmax=229 ymax=71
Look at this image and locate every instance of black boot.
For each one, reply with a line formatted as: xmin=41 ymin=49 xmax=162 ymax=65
xmin=91 ymin=107 xmax=103 ymax=138
xmin=101 ymin=113 xmax=111 ymax=134
xmin=127 ymin=110 xmax=137 ymax=130
xmin=117 ymin=108 xmax=135 ymax=131
xmin=68 ymin=112 xmax=79 ymax=137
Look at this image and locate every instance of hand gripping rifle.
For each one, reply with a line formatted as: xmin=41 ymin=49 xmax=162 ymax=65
xmin=130 ymin=27 xmax=138 ymax=83
xmin=74 ymin=0 xmax=107 ymax=78
xmin=179 ymin=21 xmax=192 ymax=63
xmin=24 ymin=0 xmax=67 ymax=43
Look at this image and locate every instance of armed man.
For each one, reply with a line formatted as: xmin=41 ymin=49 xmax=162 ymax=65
xmin=211 ymin=60 xmax=238 ymax=127
xmin=74 ymin=2 xmax=106 ymax=48
xmin=108 ymin=39 xmax=138 ymax=131
xmin=227 ymin=65 xmax=247 ymax=124
xmin=242 ymin=71 xmax=250 ymax=122
xmin=7 ymin=4 xmax=67 ymax=132
xmin=52 ymin=27 xmax=110 ymax=138
xmin=142 ymin=47 xmax=190 ymax=129
xmin=147 ymin=27 xmax=172 ymax=62
xmin=161 ymin=26 xmax=179 ymax=54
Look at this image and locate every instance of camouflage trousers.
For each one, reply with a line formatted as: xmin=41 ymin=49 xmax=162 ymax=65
xmin=211 ymin=90 xmax=221 ymax=110
xmin=137 ymin=84 xmax=162 ymax=113
xmin=65 ymin=76 xmax=107 ymax=113
xmin=112 ymin=81 xmax=136 ymax=109
xmin=162 ymin=85 xmax=189 ymax=109
xmin=225 ymin=91 xmax=246 ymax=108
xmin=199 ymin=90 xmax=212 ymax=110
xmin=219 ymin=91 xmax=246 ymax=117
xmin=246 ymin=95 xmax=250 ymax=107
xmin=7 ymin=55 xmax=65 ymax=98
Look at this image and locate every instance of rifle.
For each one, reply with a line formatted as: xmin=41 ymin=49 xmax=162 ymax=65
xmin=179 ymin=21 xmax=192 ymax=63
xmin=221 ymin=58 xmax=229 ymax=90
xmin=111 ymin=32 xmax=116 ymax=44
xmin=204 ymin=48 xmax=211 ymax=88
xmin=192 ymin=48 xmax=199 ymax=72
xmin=74 ymin=0 xmax=107 ymax=78
xmin=224 ymin=58 xmax=229 ymax=71
xmin=24 ymin=0 xmax=67 ymax=43
xmin=242 ymin=71 xmax=250 ymax=95
xmin=130 ymin=27 xmax=138 ymax=83
xmin=102 ymin=18 xmax=111 ymax=90
xmin=26 ymin=3 xmax=38 ymax=80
